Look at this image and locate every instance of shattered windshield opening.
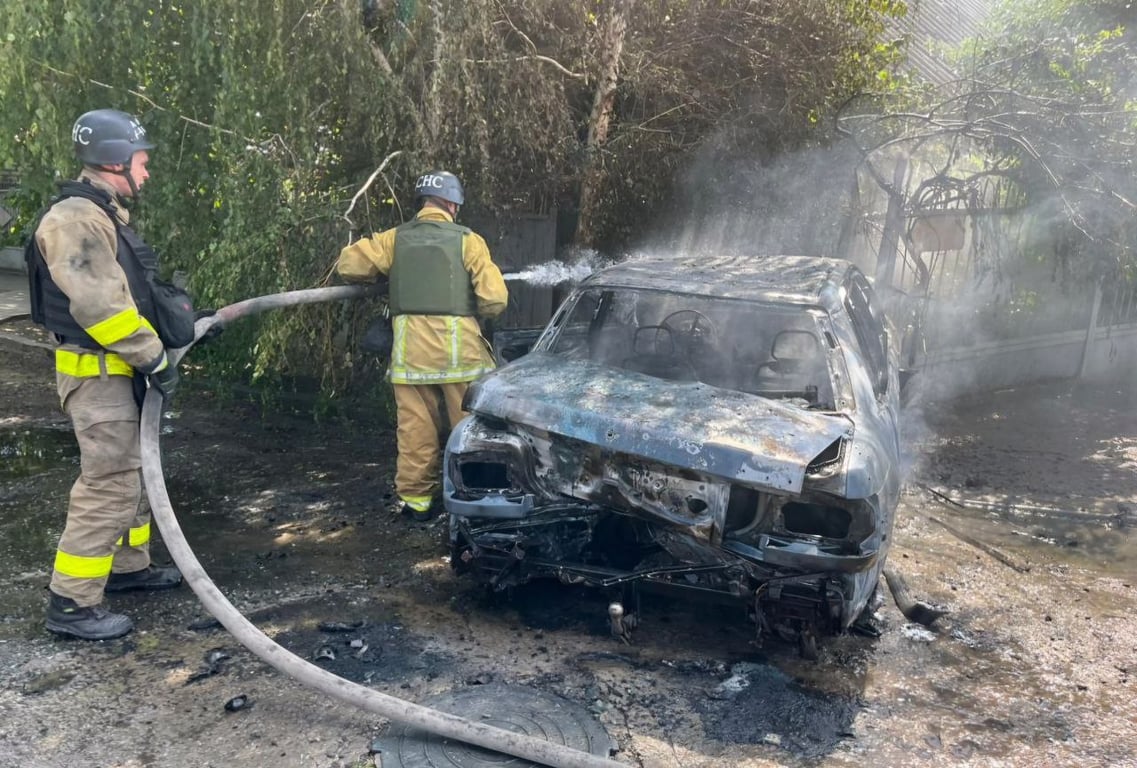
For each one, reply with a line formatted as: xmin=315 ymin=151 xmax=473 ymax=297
xmin=539 ymin=287 xmax=836 ymax=408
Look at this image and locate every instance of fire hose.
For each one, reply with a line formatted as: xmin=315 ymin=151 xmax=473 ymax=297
xmin=139 ymin=286 xmax=621 ymax=768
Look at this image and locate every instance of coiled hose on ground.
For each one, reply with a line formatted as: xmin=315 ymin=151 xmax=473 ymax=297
xmin=139 ymin=286 xmax=621 ymax=768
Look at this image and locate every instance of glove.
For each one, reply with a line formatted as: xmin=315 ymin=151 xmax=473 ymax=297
xmin=146 ymin=352 xmax=179 ymax=400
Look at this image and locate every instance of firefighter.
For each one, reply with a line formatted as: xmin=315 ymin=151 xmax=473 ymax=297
xmin=27 ymin=109 xmax=183 ymax=641
xmin=336 ymin=171 xmax=508 ymax=521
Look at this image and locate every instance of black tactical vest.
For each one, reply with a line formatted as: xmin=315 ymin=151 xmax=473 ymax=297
xmin=25 ymin=181 xmax=158 ymax=350
xmin=388 ymin=218 xmax=478 ymax=317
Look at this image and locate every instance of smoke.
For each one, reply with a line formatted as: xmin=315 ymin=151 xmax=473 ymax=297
xmin=628 ymin=113 xmax=1134 ymax=488
xmin=647 ymin=139 xmax=863 ymax=265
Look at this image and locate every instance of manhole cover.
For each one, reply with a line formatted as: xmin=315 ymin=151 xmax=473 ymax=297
xmin=384 ymin=684 xmax=615 ymax=767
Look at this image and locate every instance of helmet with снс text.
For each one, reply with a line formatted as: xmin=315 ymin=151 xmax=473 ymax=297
xmin=413 ymin=171 xmax=464 ymax=206
xmin=72 ymin=109 xmax=155 ymax=166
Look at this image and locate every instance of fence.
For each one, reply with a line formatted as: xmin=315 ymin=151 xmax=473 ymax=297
xmin=851 ymin=198 xmax=1137 ymax=398
xmin=471 ymin=211 xmax=558 ymax=330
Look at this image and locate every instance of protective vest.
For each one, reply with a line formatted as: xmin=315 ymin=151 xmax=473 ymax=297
xmin=388 ymin=219 xmax=477 ymax=317
xmin=25 ymin=181 xmax=158 ymax=350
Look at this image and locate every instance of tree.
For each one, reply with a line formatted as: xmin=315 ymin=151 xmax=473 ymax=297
xmin=572 ymin=0 xmax=908 ymax=249
xmin=575 ymin=0 xmax=635 ymax=248
xmin=839 ymin=0 xmax=1136 ymax=284
xmin=0 ymin=0 xmax=906 ymax=402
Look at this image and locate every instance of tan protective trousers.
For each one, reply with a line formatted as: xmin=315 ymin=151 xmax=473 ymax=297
xmin=50 ymin=372 xmax=151 ymax=606
xmin=392 ymin=382 xmax=470 ymax=511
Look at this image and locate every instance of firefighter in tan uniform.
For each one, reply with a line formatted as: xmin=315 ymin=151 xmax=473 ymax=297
xmin=27 ymin=110 xmax=183 ymax=641
xmin=336 ymin=171 xmax=508 ymax=520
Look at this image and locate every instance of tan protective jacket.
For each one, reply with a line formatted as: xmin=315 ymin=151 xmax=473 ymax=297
xmin=34 ymin=172 xmax=165 ymax=382
xmin=336 ymin=207 xmax=508 ymax=384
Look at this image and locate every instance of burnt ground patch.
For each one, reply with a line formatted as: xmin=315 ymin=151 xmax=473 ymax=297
xmin=475 ymin=580 xmax=612 ymax=634
xmin=184 ymin=592 xmax=460 ymax=688
xmin=469 ymin=577 xmax=768 ymax=643
xmin=271 ymin=619 xmax=457 ymax=687
xmin=690 ymin=662 xmax=861 ymax=760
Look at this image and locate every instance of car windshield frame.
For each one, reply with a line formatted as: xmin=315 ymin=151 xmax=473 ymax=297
xmin=534 ymin=285 xmax=841 ymax=409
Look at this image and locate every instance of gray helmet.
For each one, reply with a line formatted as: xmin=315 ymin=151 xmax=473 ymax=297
xmin=72 ymin=109 xmax=155 ymax=166
xmin=413 ymin=170 xmax=464 ymax=205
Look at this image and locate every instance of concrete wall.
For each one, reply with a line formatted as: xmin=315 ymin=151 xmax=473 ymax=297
xmin=0 ymin=246 xmax=24 ymax=273
xmin=912 ymin=323 xmax=1137 ymax=400
xmin=1083 ymin=324 xmax=1137 ymax=380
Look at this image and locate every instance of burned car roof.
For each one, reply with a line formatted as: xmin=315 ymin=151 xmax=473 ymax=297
xmin=581 ymin=255 xmax=853 ymax=308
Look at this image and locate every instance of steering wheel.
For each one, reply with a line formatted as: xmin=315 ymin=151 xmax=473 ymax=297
xmin=661 ymin=309 xmax=717 ymax=352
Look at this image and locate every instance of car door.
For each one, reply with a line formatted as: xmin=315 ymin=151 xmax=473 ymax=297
xmin=843 ymin=272 xmax=902 ymax=496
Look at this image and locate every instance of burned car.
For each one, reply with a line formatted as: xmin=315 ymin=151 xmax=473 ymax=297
xmin=443 ymin=255 xmax=900 ymax=655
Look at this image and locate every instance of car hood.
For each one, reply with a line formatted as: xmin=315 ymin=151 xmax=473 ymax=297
xmin=465 ymin=353 xmax=853 ymax=494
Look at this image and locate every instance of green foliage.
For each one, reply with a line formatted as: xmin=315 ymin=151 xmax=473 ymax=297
xmin=968 ymin=0 xmax=1137 ymax=278
xmin=0 ymin=0 xmax=907 ymax=405
xmin=838 ymin=0 xmax=1136 ymax=285
xmin=1 ymin=0 xmax=406 ymax=402
xmin=573 ymin=0 xmax=909 ymax=246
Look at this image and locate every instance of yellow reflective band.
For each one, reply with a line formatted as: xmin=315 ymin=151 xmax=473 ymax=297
xmin=388 ymin=366 xmax=495 ymax=385
xmin=128 ymin=522 xmax=150 ymax=547
xmin=386 ymin=315 xmax=492 ymax=383
xmin=140 ymin=316 xmax=157 ymax=335
xmin=85 ymin=308 xmax=143 ymax=347
xmin=401 ymin=495 xmax=434 ymax=512
xmin=115 ymin=522 xmax=151 ymax=548
xmin=392 ymin=315 xmax=408 ymax=368
xmin=449 ymin=316 xmax=460 ymax=368
xmin=55 ymin=350 xmax=134 ymax=378
xmin=54 ymin=550 xmax=114 ymax=579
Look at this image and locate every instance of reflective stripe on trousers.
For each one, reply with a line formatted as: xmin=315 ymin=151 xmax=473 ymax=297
xmin=50 ymin=374 xmax=151 ymax=606
xmin=115 ymin=522 xmax=151 ymax=548
xmin=392 ymin=382 xmax=470 ymax=506
xmin=53 ymin=550 xmax=114 ymax=580
xmin=400 ymin=495 xmax=435 ymax=513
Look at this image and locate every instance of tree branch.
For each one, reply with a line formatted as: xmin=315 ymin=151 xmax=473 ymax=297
xmin=33 ymin=61 xmax=263 ymax=146
xmin=464 ymin=55 xmax=585 ymax=80
xmin=342 ymin=150 xmax=404 ymax=230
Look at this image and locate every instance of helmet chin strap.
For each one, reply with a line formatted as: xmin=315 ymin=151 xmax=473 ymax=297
xmin=95 ymin=163 xmax=140 ymax=205
xmin=86 ymin=164 xmax=140 ymax=205
xmin=119 ymin=161 xmax=141 ymax=201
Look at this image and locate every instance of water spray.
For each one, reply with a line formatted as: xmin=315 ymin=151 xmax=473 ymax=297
xmin=502 ymin=260 xmax=594 ymax=286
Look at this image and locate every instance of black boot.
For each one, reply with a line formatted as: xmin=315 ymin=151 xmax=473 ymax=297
xmin=45 ymin=593 xmax=133 ymax=640
xmin=400 ymin=499 xmax=444 ymax=523
xmin=105 ymin=565 xmax=183 ymax=593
